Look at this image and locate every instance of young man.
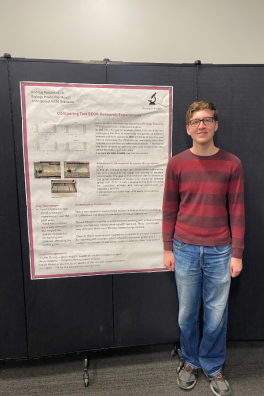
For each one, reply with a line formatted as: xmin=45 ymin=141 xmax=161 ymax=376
xmin=162 ymin=101 xmax=244 ymax=396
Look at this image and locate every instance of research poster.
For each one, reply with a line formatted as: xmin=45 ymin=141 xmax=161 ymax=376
xmin=20 ymin=82 xmax=172 ymax=279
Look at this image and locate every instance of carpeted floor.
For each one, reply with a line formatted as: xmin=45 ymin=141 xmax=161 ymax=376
xmin=0 ymin=341 xmax=264 ymax=395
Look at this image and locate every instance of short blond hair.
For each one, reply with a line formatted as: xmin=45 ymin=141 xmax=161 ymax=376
xmin=186 ymin=101 xmax=218 ymax=125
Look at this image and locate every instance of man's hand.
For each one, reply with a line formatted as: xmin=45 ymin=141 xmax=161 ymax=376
xmin=230 ymin=257 xmax=243 ymax=278
xmin=163 ymin=250 xmax=175 ymax=271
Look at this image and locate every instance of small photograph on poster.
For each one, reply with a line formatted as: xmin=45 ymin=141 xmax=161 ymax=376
xmin=64 ymin=161 xmax=90 ymax=178
xmin=51 ymin=179 xmax=77 ymax=198
xmin=34 ymin=161 xmax=61 ymax=179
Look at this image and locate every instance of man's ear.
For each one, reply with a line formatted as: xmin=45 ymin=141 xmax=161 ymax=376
xmin=214 ymin=121 xmax=218 ymax=132
xmin=186 ymin=125 xmax=191 ymax=136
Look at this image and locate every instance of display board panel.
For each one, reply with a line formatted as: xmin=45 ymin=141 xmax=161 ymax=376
xmin=0 ymin=59 xmax=28 ymax=359
xmin=198 ymin=65 xmax=264 ymax=339
xmin=108 ymin=63 xmax=197 ymax=156
xmin=113 ymin=272 xmax=179 ymax=346
xmin=108 ymin=63 xmax=197 ymax=346
xmin=9 ymin=59 xmax=114 ymax=356
xmin=0 ymin=59 xmax=263 ymax=358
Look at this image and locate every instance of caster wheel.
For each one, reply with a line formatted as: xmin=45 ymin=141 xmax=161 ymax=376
xmin=83 ymin=372 xmax=89 ymax=387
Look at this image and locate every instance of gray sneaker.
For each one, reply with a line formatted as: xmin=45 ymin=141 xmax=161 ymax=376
xmin=204 ymin=371 xmax=231 ymax=396
xmin=177 ymin=363 xmax=198 ymax=390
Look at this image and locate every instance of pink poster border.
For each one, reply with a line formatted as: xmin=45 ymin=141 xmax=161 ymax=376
xmin=21 ymin=82 xmax=172 ymax=279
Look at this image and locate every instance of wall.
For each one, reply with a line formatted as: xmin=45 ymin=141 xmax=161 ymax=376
xmin=1 ymin=0 xmax=264 ymax=64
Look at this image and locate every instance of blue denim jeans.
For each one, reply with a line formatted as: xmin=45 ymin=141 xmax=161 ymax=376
xmin=173 ymin=238 xmax=232 ymax=376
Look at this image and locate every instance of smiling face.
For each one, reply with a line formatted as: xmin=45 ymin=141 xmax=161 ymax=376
xmin=186 ymin=109 xmax=218 ymax=147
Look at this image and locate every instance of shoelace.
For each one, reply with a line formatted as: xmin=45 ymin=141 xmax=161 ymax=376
xmin=214 ymin=372 xmax=224 ymax=381
xmin=185 ymin=365 xmax=195 ymax=372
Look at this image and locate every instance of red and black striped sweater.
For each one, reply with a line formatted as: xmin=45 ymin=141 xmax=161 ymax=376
xmin=162 ymin=149 xmax=245 ymax=259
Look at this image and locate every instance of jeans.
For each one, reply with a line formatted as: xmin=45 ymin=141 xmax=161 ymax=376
xmin=173 ymin=238 xmax=232 ymax=376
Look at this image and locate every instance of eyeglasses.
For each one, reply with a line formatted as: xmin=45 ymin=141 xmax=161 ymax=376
xmin=189 ymin=117 xmax=215 ymax=128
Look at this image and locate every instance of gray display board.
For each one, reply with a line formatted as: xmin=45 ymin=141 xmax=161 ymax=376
xmin=7 ymin=59 xmax=113 ymax=358
xmin=0 ymin=57 xmax=263 ymax=359
xmin=108 ymin=63 xmax=196 ymax=346
xmin=0 ymin=59 xmax=27 ymax=359
xmin=198 ymin=65 xmax=264 ymax=339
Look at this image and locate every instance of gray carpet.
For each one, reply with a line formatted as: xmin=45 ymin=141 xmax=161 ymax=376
xmin=0 ymin=341 xmax=264 ymax=395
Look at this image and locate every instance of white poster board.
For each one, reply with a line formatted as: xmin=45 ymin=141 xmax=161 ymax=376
xmin=20 ymin=82 xmax=172 ymax=279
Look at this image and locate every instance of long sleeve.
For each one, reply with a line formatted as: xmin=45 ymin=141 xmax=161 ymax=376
xmin=228 ymin=162 xmax=245 ymax=259
xmin=162 ymin=163 xmax=179 ymax=251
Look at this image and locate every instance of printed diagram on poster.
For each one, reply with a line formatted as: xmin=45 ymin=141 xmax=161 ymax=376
xmin=20 ymin=82 xmax=172 ymax=279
